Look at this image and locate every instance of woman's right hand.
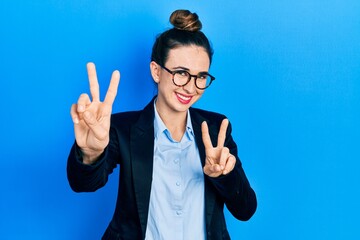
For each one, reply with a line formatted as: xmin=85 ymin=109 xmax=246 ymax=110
xmin=70 ymin=62 xmax=120 ymax=164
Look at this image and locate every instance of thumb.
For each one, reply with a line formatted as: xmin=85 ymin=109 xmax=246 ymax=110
xmin=203 ymin=164 xmax=222 ymax=178
xmin=83 ymin=110 xmax=108 ymax=141
xmin=83 ymin=110 xmax=97 ymax=126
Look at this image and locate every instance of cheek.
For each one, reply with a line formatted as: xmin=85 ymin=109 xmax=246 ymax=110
xmin=158 ymin=72 xmax=172 ymax=86
xmin=196 ymin=89 xmax=205 ymax=96
xmin=158 ymin=78 xmax=175 ymax=94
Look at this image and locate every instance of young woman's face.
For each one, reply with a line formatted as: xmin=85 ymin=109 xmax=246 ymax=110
xmin=154 ymin=45 xmax=210 ymax=115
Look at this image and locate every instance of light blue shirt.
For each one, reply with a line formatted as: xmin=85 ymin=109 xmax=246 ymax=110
xmin=145 ymin=103 xmax=206 ymax=240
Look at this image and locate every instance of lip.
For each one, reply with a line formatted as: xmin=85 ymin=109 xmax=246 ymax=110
xmin=175 ymin=92 xmax=193 ymax=104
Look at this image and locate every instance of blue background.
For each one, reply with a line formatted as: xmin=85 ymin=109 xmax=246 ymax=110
xmin=1 ymin=0 xmax=359 ymax=239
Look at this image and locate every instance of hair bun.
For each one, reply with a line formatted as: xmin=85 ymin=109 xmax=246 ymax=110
xmin=170 ymin=9 xmax=202 ymax=32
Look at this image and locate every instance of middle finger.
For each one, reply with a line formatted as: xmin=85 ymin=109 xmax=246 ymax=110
xmin=217 ymin=119 xmax=229 ymax=147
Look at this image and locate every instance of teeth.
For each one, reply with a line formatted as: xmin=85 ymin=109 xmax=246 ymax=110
xmin=177 ymin=93 xmax=191 ymax=100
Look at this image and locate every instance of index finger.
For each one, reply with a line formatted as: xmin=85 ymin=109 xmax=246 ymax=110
xmin=201 ymin=121 xmax=214 ymax=149
xmin=87 ymin=62 xmax=100 ymax=101
xmin=217 ymin=119 xmax=229 ymax=147
xmin=104 ymin=70 xmax=120 ymax=105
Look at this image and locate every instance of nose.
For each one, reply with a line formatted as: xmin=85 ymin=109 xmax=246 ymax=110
xmin=183 ymin=76 xmax=197 ymax=93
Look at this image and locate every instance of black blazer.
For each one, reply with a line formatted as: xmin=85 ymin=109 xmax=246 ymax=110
xmin=67 ymin=97 xmax=257 ymax=240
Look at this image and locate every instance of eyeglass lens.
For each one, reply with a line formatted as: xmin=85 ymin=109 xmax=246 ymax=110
xmin=173 ymin=71 xmax=211 ymax=89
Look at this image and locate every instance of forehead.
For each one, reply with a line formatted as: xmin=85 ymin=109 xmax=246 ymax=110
xmin=166 ymin=45 xmax=210 ymax=71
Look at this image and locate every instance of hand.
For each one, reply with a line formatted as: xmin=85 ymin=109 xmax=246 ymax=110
xmin=70 ymin=62 xmax=120 ymax=164
xmin=201 ymin=119 xmax=236 ymax=177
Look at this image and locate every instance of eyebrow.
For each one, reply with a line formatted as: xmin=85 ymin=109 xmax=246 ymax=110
xmin=172 ymin=66 xmax=190 ymax=71
xmin=172 ymin=66 xmax=210 ymax=74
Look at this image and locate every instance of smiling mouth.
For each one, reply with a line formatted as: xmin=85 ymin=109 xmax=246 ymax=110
xmin=175 ymin=92 xmax=192 ymax=104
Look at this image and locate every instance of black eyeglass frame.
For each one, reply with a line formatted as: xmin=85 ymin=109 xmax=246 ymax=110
xmin=158 ymin=63 xmax=216 ymax=90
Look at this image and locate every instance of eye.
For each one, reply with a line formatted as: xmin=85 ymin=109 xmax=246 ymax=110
xmin=175 ymin=70 xmax=189 ymax=77
xmin=198 ymin=74 xmax=209 ymax=80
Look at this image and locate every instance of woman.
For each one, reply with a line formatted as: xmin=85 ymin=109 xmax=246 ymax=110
xmin=67 ymin=9 xmax=257 ymax=240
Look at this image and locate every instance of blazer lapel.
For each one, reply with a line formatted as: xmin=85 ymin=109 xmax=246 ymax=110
xmin=130 ymin=98 xmax=155 ymax=238
xmin=190 ymin=108 xmax=218 ymax=232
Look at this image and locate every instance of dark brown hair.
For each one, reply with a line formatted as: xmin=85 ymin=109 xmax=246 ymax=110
xmin=151 ymin=10 xmax=213 ymax=66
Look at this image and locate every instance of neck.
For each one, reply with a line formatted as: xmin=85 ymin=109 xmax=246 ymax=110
xmin=155 ymin=102 xmax=187 ymax=142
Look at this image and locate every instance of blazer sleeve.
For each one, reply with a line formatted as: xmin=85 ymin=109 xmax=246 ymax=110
xmin=207 ymin=121 xmax=257 ymax=221
xmin=66 ymin=127 xmax=120 ymax=193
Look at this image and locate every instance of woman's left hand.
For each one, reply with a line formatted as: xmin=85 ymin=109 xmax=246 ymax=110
xmin=201 ymin=119 xmax=236 ymax=177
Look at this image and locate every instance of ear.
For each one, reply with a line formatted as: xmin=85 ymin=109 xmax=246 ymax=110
xmin=150 ymin=61 xmax=161 ymax=83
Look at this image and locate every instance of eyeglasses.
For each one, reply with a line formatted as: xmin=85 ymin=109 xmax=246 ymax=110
xmin=159 ymin=64 xmax=215 ymax=90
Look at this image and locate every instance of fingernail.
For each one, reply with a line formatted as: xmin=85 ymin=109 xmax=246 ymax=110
xmin=78 ymin=105 xmax=85 ymax=112
xmin=73 ymin=117 xmax=79 ymax=124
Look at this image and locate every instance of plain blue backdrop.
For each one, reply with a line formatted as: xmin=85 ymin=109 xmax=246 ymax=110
xmin=1 ymin=0 xmax=359 ymax=239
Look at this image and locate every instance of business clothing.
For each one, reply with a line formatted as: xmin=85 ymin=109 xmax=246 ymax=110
xmin=145 ymin=103 xmax=206 ymax=239
xmin=67 ymin=97 xmax=257 ymax=240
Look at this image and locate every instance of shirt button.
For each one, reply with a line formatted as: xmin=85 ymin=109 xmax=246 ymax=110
xmin=176 ymin=210 xmax=182 ymax=215
xmin=176 ymin=182 xmax=180 ymax=186
xmin=174 ymin=159 xmax=179 ymax=164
